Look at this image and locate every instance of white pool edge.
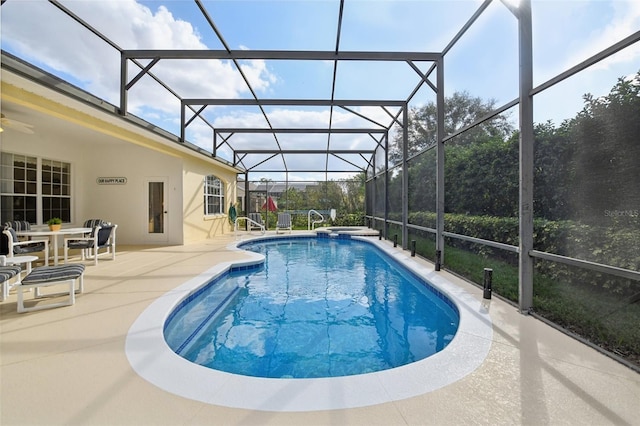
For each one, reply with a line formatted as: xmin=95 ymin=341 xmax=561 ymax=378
xmin=125 ymin=234 xmax=493 ymax=412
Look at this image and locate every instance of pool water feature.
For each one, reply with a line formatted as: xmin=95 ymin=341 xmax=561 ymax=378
xmin=164 ymin=237 xmax=460 ymax=379
xmin=126 ymin=234 xmax=493 ymax=411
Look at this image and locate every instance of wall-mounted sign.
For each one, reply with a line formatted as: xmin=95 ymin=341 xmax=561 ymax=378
xmin=97 ymin=177 xmax=127 ymax=185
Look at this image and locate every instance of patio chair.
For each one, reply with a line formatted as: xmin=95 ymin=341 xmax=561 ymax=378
xmin=64 ymin=222 xmax=117 ymax=265
xmin=248 ymin=213 xmax=265 ymax=231
xmin=3 ymin=221 xmax=40 ymax=243
xmin=4 ymin=220 xmax=33 ymax=232
xmin=83 ymin=218 xmax=104 ymax=230
xmin=1 ymin=225 xmax=49 ymax=266
xmin=276 ymin=213 xmax=292 ymax=234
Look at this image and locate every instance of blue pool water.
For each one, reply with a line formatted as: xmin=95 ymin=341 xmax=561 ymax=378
xmin=164 ymin=237 xmax=459 ymax=379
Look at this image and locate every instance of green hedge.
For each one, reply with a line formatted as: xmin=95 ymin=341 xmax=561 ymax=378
xmin=398 ymin=212 xmax=639 ymax=365
xmin=335 ymin=213 xmax=366 ymax=226
xmin=406 ymin=212 xmax=639 ymax=295
xmin=290 ymin=212 xmax=365 ymax=229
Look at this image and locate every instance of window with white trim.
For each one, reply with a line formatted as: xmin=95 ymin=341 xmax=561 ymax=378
xmin=204 ymin=175 xmax=224 ymax=215
xmin=0 ymin=152 xmax=71 ymax=224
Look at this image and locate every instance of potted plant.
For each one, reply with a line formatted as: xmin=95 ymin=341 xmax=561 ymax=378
xmin=47 ymin=217 xmax=63 ymax=231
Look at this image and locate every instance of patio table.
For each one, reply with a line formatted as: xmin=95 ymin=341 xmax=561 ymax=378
xmin=16 ymin=228 xmax=92 ymax=266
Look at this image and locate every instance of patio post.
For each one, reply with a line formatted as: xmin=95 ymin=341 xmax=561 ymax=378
xmin=435 ymin=54 xmax=445 ymax=267
xmin=518 ymin=0 xmax=534 ymax=313
xmin=119 ymin=52 xmax=127 ymax=116
xmin=402 ymin=102 xmax=409 ymax=249
xmin=384 ymin=127 xmax=389 ymax=240
xmin=244 ymin=177 xmax=250 ymax=231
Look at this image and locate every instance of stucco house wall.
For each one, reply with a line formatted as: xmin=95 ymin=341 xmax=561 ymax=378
xmin=182 ymin=158 xmax=237 ymax=244
xmin=1 ymin=69 xmax=238 ymax=246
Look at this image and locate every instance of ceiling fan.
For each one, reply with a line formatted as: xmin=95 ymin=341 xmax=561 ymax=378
xmin=0 ymin=113 xmax=35 ymax=134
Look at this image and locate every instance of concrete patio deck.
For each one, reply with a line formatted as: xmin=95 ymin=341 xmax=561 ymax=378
xmin=1 ymin=233 xmax=638 ymax=425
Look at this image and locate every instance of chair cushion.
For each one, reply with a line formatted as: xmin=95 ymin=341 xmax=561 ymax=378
xmin=4 ymin=221 xmax=32 ymax=231
xmin=68 ymin=240 xmax=94 ymax=249
xmin=0 ymin=227 xmax=10 ymax=255
xmin=249 ymin=213 xmax=263 ymax=224
xmin=6 ymin=228 xmax=19 ymax=243
xmin=0 ymin=266 xmax=22 ymax=282
xmin=277 ymin=213 xmax=291 ymax=227
xmin=22 ymin=264 xmax=85 ymax=284
xmin=14 ymin=241 xmax=46 ymax=254
xmin=84 ymin=219 xmax=106 ymax=231
xmin=84 ymin=219 xmax=105 ymax=228
xmin=97 ymin=225 xmax=114 ymax=246
xmin=84 ymin=219 xmax=106 ymax=238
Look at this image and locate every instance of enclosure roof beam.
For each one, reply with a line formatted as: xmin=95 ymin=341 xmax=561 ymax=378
xmin=184 ymin=99 xmax=406 ymax=107
xmin=122 ymin=50 xmax=440 ymax=62
xmin=215 ymin=128 xmax=387 ymax=134
xmin=235 ymin=150 xmax=375 ymax=155
xmin=245 ymin=168 xmax=366 ymax=173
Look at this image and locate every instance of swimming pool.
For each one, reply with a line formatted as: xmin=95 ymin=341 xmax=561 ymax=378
xmin=126 ymin=233 xmax=493 ymax=411
xmin=163 ymin=237 xmax=460 ymax=378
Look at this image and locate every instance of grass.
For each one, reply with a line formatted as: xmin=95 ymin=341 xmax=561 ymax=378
xmin=443 ymin=245 xmax=520 ymax=302
xmin=533 ymin=275 xmax=640 ymax=365
xmin=405 ymin=236 xmax=640 ymax=369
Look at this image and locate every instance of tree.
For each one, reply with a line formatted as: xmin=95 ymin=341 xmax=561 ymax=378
xmin=303 ymin=181 xmax=339 ymax=211
xmin=444 ymin=136 xmax=519 ymax=217
xmin=567 ymin=70 xmax=640 ymax=225
xmin=408 ymin=149 xmax=436 ymax=213
xmin=389 ymin=91 xmax=515 ymax=164
xmin=533 ymin=120 xmax=574 ymax=220
xmin=338 ymin=173 xmax=366 ymax=214
xmin=280 ymin=187 xmax=305 ymax=211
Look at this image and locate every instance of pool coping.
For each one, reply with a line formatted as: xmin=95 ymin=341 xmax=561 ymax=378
xmin=125 ymin=233 xmax=493 ymax=412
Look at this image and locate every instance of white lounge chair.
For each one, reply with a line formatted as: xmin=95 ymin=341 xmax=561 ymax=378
xmin=17 ymin=264 xmax=85 ymax=313
xmin=248 ymin=213 xmax=265 ymax=231
xmin=276 ymin=213 xmax=292 ymax=234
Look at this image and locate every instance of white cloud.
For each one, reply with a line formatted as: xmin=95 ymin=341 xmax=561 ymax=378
xmin=179 ymin=106 xmax=387 ymax=171
xmin=529 ymin=1 xmax=640 ymax=124
xmin=1 ymin=0 xmax=276 ymax=115
xmin=562 ymin=1 xmax=640 ymax=72
xmin=14 ymin=0 xmax=635 ymax=179
xmin=534 ymin=0 xmax=640 ymax=84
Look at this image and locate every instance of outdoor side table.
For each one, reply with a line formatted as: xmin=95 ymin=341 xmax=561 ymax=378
xmin=3 ymin=255 xmax=39 ymax=299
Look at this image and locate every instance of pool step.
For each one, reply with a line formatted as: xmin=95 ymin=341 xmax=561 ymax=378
xmin=172 ymin=285 xmax=242 ymax=356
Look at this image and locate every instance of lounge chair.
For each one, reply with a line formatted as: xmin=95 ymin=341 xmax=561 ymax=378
xmin=17 ymin=264 xmax=85 ymax=313
xmin=276 ymin=213 xmax=292 ymax=234
xmin=248 ymin=213 xmax=265 ymax=231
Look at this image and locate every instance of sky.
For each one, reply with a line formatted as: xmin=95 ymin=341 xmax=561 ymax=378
xmin=1 ymin=0 xmax=639 ymax=181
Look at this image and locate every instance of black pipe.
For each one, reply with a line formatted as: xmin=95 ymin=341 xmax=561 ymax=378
xmin=393 ymin=234 xmax=398 ymax=247
xmin=435 ymin=250 xmax=441 ymax=271
xmin=411 ymin=240 xmax=416 ymax=257
xmin=483 ymin=268 xmax=493 ymax=300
